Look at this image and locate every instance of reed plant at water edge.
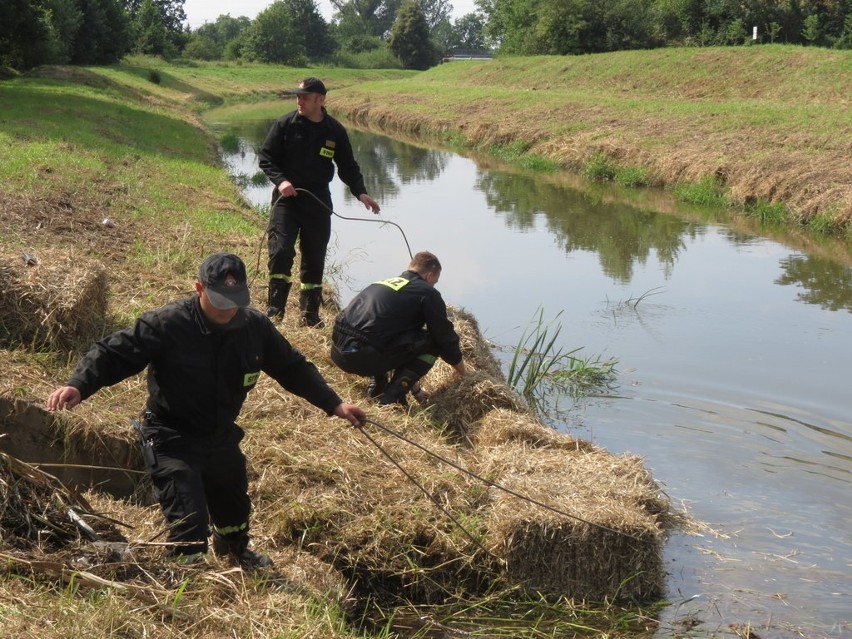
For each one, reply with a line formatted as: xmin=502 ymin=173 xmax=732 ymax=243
xmin=506 ymin=307 xmax=617 ymax=416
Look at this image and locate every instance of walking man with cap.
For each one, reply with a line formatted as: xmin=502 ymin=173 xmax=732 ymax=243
xmin=259 ymin=76 xmax=381 ymax=326
xmin=47 ymin=252 xmax=366 ymax=566
xmin=330 ymin=251 xmax=467 ymax=406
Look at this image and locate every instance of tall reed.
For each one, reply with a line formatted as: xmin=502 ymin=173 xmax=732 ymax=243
xmin=506 ymin=307 xmax=617 ymax=417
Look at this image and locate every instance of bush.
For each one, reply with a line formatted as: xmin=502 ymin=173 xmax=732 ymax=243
xmin=582 ymin=153 xmax=617 ymax=181
xmin=672 ymin=175 xmax=727 ymax=207
xmin=615 ymin=166 xmax=650 ymax=188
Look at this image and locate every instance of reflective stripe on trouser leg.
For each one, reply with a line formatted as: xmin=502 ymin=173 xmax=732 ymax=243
xmin=203 ymin=440 xmax=251 ymax=549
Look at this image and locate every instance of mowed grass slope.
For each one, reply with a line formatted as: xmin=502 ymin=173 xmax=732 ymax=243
xmin=328 ymin=46 xmax=851 ymax=233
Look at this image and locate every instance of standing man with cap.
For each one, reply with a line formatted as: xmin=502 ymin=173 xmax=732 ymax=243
xmin=46 ymin=252 xmax=366 ymax=567
xmin=259 ymin=76 xmax=381 ymax=326
xmin=330 ymin=251 xmax=467 ymax=406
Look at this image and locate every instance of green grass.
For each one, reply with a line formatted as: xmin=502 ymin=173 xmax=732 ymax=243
xmin=326 ymin=46 xmax=850 ymax=234
xmin=582 ymin=153 xmax=617 ymax=181
xmin=671 ymin=176 xmax=729 ymax=208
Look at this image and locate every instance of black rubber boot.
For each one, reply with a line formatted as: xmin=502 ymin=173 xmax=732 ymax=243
xmin=266 ymin=281 xmax=291 ymax=319
xmin=367 ymin=373 xmax=388 ymax=398
xmin=299 ymin=288 xmax=324 ymax=327
xmin=212 ymin=532 xmax=273 ymax=568
xmin=379 ymin=369 xmax=424 ymax=406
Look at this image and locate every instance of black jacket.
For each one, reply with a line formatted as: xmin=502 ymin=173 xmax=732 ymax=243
xmin=258 ymin=108 xmax=367 ymax=198
xmin=334 ymin=271 xmax=463 ymax=366
xmin=67 ymin=297 xmax=342 ymax=440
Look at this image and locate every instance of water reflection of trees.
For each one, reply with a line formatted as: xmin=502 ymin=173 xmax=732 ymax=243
xmin=346 ymin=129 xmax=450 ymax=204
xmin=777 ymin=256 xmax=852 ymax=313
xmin=475 ymin=172 xmax=695 ymax=282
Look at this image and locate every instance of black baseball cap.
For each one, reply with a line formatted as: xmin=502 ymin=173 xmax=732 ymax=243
xmin=198 ymin=252 xmax=250 ymax=310
xmin=286 ymin=77 xmax=327 ymax=95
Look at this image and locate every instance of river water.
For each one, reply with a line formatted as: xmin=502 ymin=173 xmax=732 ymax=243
xmin=214 ymin=121 xmax=851 ymax=639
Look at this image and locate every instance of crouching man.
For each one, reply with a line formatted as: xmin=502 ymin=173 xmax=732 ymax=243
xmin=330 ymin=251 xmax=467 ymax=406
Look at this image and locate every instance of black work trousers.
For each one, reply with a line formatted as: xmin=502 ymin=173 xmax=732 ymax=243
xmin=331 ymin=329 xmax=438 ymax=378
xmin=267 ymin=188 xmax=332 ymax=287
xmin=142 ymin=418 xmax=251 ymax=556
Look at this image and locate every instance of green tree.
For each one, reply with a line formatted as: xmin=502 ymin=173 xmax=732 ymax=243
xmin=72 ymin=0 xmax=131 ymax=64
xmin=452 ymin=12 xmax=488 ymax=50
xmin=184 ymin=14 xmax=250 ymax=60
xmin=132 ymin=0 xmax=172 ymax=55
xmin=125 ymin=0 xmax=187 ymax=52
xmin=721 ymin=16 xmax=747 ymax=43
xmin=834 ymin=13 xmax=852 ymax=48
xmin=601 ymin=0 xmax=657 ymax=50
xmin=802 ymin=13 xmax=820 ymax=43
xmin=3 ymin=0 xmax=84 ymax=66
xmin=43 ymin=0 xmax=84 ymax=63
xmin=330 ymin=0 xmax=402 ymax=37
xmin=420 ymin=0 xmax=453 ymax=28
xmin=481 ymin=0 xmax=543 ymax=53
xmin=0 ymin=0 xmax=53 ymax=69
xmin=768 ymin=20 xmax=782 ymax=42
xmin=389 ymin=0 xmax=439 ymax=68
xmin=242 ymin=0 xmax=333 ymax=64
xmin=125 ymin=0 xmax=185 ymax=34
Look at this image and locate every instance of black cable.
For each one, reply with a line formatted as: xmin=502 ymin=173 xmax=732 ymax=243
xmin=250 ymin=188 xmax=414 ymax=287
xmin=294 ymin=187 xmax=413 ymax=260
xmin=355 ymin=424 xmax=500 ymax=563
xmin=363 ymin=418 xmax=657 ymax=546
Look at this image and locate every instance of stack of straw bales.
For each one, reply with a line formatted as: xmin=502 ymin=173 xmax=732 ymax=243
xmin=0 ymin=248 xmax=108 ymax=349
xmin=251 ymin=305 xmax=669 ymax=603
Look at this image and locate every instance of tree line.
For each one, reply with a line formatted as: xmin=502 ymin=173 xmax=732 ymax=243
xmin=2 ymin=0 xmax=850 ymax=73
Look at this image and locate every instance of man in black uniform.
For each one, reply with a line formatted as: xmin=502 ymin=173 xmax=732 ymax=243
xmin=47 ymin=252 xmax=366 ymax=566
xmin=330 ymin=251 xmax=467 ymax=406
xmin=259 ymin=77 xmax=381 ymax=326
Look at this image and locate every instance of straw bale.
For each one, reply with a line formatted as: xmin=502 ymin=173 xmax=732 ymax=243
xmin=0 ymin=248 xmax=108 ymax=349
xmin=469 ymin=407 xmax=599 ymax=453
xmin=447 ymin=307 xmax=505 ymax=380
xmin=246 ymin=409 xmax=493 ymax=602
xmin=475 ymin=441 xmax=667 ymax=600
xmin=425 ymin=370 xmax=527 ymax=433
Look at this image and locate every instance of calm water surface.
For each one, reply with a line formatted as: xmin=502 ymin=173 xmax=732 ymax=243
xmin=217 ymin=122 xmax=851 ymax=638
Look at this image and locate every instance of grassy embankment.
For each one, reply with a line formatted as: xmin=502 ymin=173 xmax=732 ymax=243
xmin=0 ymin=64 xmax=402 ymax=639
xmin=325 ymin=45 xmax=851 ymax=237
xmin=0 ymin=63 xmax=670 ymax=638
xmin=93 ymin=46 xmax=852 ymax=238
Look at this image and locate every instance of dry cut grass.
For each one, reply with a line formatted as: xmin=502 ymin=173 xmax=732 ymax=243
xmin=0 ymin=272 xmax=674 ymax=636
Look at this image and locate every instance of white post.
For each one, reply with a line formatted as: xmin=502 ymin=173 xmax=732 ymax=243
xmin=753 ymin=26 xmax=758 ymax=40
